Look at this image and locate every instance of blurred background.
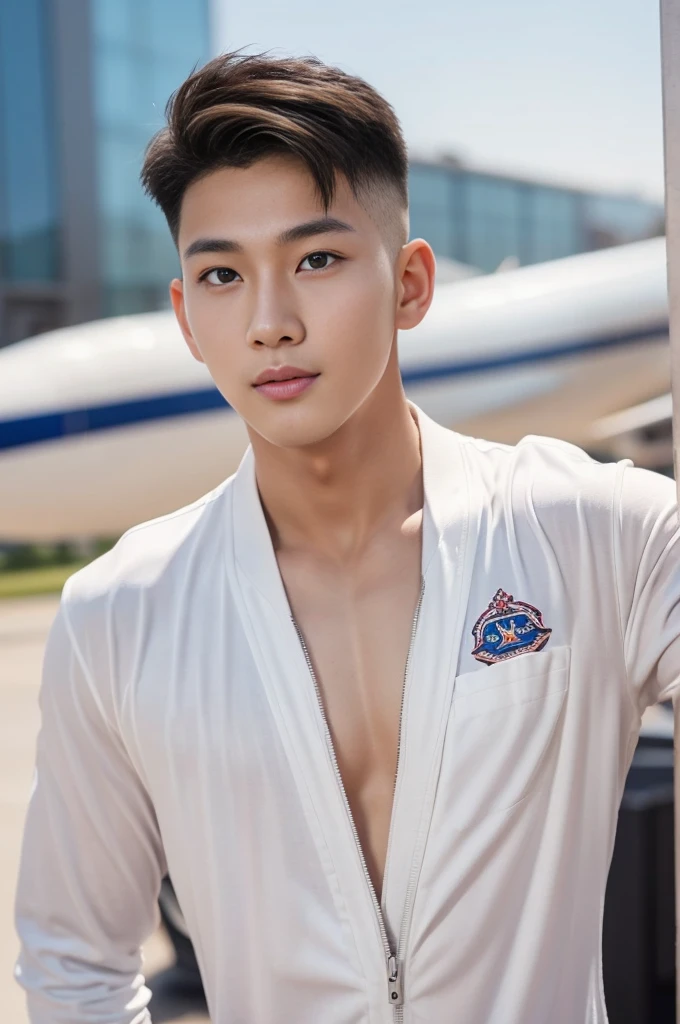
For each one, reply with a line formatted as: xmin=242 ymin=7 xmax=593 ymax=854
xmin=0 ymin=2 xmax=676 ymax=1022
xmin=0 ymin=0 xmax=665 ymax=345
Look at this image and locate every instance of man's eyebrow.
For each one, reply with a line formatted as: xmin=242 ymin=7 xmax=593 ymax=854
xmin=276 ymin=217 xmax=355 ymax=245
xmin=182 ymin=218 xmax=355 ymax=261
xmin=183 ymin=238 xmax=244 ymax=260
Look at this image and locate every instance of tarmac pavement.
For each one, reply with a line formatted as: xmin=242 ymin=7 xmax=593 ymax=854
xmin=0 ymin=594 xmax=209 ymax=1024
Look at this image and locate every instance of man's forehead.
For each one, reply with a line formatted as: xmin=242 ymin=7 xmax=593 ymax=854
xmin=178 ymin=159 xmax=376 ymax=247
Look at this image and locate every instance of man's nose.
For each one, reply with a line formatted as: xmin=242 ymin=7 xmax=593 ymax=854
xmin=246 ymin=285 xmax=305 ymax=349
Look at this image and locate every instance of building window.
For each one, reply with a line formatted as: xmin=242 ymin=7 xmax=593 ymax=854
xmin=525 ymin=187 xmax=581 ymax=263
xmin=583 ymin=194 xmax=664 ymax=250
xmin=408 ymin=164 xmax=456 ymax=258
xmin=463 ymin=173 xmax=524 ymax=272
xmin=0 ymin=0 xmax=60 ymax=281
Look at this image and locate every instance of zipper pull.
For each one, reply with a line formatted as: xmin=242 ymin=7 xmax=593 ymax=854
xmin=387 ymin=954 xmax=404 ymax=1007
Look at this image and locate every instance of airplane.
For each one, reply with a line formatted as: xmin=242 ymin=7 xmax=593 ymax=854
xmin=0 ymin=236 xmax=671 ymax=543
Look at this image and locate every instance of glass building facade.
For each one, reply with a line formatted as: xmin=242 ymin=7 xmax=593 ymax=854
xmin=409 ymin=161 xmax=664 ymax=273
xmin=92 ymin=0 xmax=211 ymax=315
xmin=0 ymin=0 xmax=60 ymax=283
xmin=0 ymin=0 xmax=210 ymax=347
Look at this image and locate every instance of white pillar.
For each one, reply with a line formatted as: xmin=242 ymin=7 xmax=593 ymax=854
xmin=660 ymin=0 xmax=680 ymax=1013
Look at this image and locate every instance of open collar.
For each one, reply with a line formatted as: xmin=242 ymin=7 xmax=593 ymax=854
xmin=231 ymin=401 xmax=470 ymax=613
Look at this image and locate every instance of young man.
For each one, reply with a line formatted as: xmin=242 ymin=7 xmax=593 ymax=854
xmin=13 ymin=51 xmax=680 ymax=1024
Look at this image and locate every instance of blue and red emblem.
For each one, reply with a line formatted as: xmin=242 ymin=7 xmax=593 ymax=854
xmin=472 ymin=589 xmax=552 ymax=665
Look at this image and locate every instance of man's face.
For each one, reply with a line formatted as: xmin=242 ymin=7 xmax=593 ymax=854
xmin=172 ymin=155 xmax=404 ymax=448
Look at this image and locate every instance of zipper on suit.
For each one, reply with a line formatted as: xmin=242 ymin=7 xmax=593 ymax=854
xmin=292 ymin=576 xmax=425 ymax=1018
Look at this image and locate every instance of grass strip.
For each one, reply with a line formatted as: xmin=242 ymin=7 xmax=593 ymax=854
xmin=0 ymin=562 xmax=89 ymax=600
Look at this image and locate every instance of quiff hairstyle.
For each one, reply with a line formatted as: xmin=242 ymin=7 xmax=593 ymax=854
xmin=141 ymin=50 xmax=409 ymax=249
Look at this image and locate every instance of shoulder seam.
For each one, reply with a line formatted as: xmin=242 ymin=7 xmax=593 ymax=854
xmin=115 ymin=478 xmax=228 ymax=544
xmin=516 ymin=435 xmax=594 ymax=463
xmin=458 ymin=432 xmax=593 ymax=464
xmin=457 ymin=435 xmax=512 ymax=456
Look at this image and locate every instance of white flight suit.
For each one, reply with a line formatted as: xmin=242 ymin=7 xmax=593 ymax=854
xmin=14 ymin=403 xmax=680 ymax=1023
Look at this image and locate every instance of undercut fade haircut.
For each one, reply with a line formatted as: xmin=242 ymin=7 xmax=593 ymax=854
xmin=140 ymin=50 xmax=409 ymax=249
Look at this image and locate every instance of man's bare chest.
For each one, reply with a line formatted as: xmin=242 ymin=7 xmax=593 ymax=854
xmin=277 ymin=538 xmax=423 ymax=897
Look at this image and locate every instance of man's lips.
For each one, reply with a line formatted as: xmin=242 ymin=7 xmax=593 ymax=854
xmin=252 ymin=365 xmax=318 ymax=386
xmin=252 ymin=366 xmax=320 ymax=401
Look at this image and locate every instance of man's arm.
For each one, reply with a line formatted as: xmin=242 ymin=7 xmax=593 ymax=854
xmin=14 ymin=589 xmax=166 ymax=1023
xmin=616 ymin=463 xmax=680 ymax=708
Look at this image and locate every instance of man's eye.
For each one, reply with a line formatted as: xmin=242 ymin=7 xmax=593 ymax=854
xmin=299 ymin=251 xmax=337 ymax=271
xmin=202 ymin=267 xmax=240 ymax=285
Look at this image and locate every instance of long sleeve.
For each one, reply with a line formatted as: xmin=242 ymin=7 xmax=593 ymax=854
xmin=616 ymin=463 xmax=680 ymax=709
xmin=14 ymin=586 xmax=167 ymax=1023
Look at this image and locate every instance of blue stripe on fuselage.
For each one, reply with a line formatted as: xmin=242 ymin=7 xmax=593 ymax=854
xmin=0 ymin=321 xmax=669 ymax=453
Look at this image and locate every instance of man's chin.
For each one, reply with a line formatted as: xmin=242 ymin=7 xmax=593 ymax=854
xmin=243 ymin=404 xmax=348 ymax=452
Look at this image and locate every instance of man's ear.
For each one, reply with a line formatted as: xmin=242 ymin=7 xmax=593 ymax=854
xmin=395 ymin=239 xmax=436 ymax=331
xmin=169 ymin=278 xmax=205 ymax=364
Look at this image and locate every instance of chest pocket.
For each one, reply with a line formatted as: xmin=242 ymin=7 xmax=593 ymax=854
xmin=441 ymin=645 xmax=570 ymax=830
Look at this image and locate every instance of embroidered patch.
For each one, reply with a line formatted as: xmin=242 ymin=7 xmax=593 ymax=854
xmin=472 ymin=589 xmax=552 ymax=665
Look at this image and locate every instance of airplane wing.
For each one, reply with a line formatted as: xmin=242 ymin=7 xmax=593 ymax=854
xmin=589 ymin=393 xmax=673 ymax=471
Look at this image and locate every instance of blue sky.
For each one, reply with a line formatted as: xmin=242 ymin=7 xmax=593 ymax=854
xmin=212 ymin=0 xmax=664 ymax=201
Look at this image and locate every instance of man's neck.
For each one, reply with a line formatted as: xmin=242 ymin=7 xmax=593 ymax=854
xmin=249 ymin=385 xmax=423 ymax=567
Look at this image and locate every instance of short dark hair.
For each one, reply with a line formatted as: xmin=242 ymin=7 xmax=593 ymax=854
xmin=140 ymin=50 xmax=409 ymax=244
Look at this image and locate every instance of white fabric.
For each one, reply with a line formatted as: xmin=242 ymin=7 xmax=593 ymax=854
xmin=14 ymin=404 xmax=680 ymax=1023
